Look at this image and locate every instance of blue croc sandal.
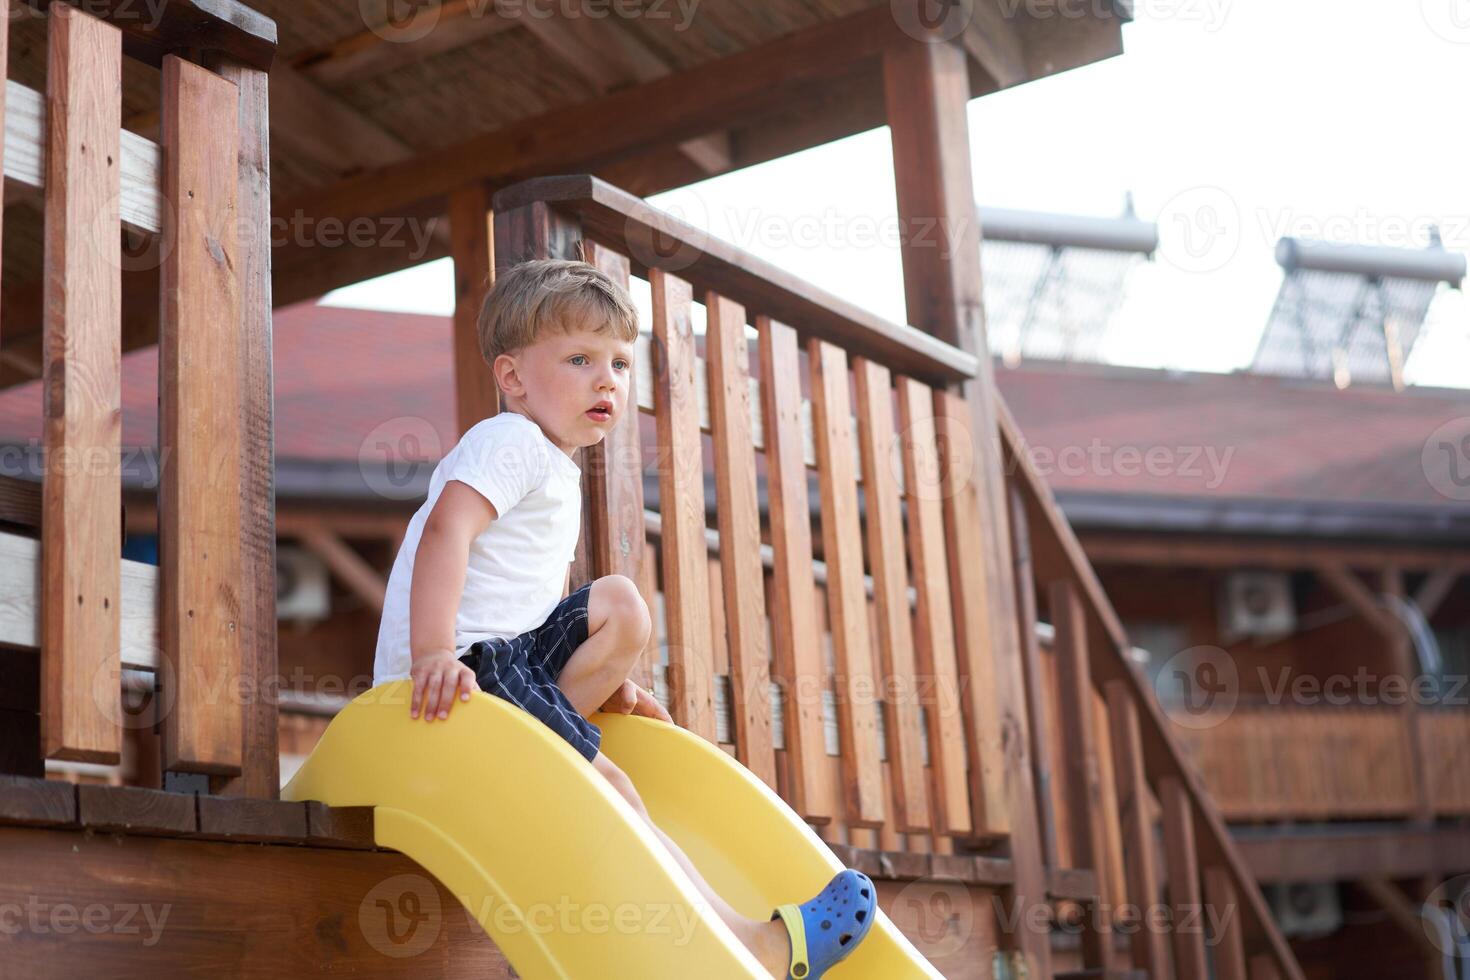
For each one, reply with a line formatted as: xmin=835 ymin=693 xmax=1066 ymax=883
xmin=769 ymin=869 xmax=876 ymax=979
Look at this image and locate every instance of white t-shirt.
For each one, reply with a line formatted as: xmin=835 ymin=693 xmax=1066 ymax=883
xmin=372 ymin=412 xmax=583 ymax=685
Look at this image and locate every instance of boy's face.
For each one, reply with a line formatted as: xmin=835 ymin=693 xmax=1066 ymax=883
xmin=495 ymin=324 xmax=635 ymax=456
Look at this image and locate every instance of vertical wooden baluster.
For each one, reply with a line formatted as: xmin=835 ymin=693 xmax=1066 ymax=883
xmin=1051 ymin=579 xmax=1114 ymax=968
xmin=650 ymin=267 xmax=715 ymax=742
xmin=756 ymin=316 xmax=828 ymax=823
xmin=896 ymin=375 xmax=970 ymax=837
xmin=1161 ymin=775 xmax=1209 ymax=980
xmin=1105 ymin=679 xmax=1170 ymax=977
xmin=158 ymin=54 xmax=242 ymax=775
xmin=810 ymin=339 xmax=884 ymax=828
xmin=582 ymin=243 xmax=651 ymax=689
xmin=705 ymin=292 xmax=776 ymax=788
xmin=206 ymin=53 xmax=278 ymax=798
xmin=853 ymin=356 xmax=928 ymax=833
xmin=1250 ymin=953 xmax=1284 ymax=980
xmin=40 ymin=4 xmax=123 ymax=766
xmin=1204 ymin=865 xmax=1249 ymax=980
xmin=449 ymin=182 xmax=499 ymax=435
xmin=933 ymin=388 xmax=1009 ymax=838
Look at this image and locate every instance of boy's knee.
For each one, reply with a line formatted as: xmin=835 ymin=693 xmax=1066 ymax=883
xmin=593 ymin=574 xmax=651 ymax=647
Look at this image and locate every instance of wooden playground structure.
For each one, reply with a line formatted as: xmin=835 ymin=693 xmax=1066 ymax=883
xmin=2 ymin=1 xmax=1459 ymax=977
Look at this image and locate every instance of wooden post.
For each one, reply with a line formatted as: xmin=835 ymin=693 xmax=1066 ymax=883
xmin=450 ymin=182 xmax=500 ymax=435
xmin=1105 ymin=679 xmax=1170 ymax=977
xmin=1161 ymin=775 xmax=1209 ymax=980
xmin=882 ymin=34 xmax=1050 ymax=974
xmin=158 ymin=54 xmax=243 ymax=777
xmin=205 ymin=55 xmax=279 ymax=798
xmin=41 ymin=4 xmax=124 ymax=766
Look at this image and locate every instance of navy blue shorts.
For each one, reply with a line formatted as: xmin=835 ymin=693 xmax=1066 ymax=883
xmin=457 ymin=581 xmax=602 ymax=763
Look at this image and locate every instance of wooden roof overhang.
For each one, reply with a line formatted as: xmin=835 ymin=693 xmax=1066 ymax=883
xmin=0 ymin=0 xmax=1129 ymax=388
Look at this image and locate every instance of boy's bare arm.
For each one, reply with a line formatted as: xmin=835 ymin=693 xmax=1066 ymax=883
xmin=408 ymin=480 xmax=496 ymax=722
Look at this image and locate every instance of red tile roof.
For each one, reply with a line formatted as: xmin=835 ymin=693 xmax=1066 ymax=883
xmin=0 ymin=302 xmax=1465 ymax=513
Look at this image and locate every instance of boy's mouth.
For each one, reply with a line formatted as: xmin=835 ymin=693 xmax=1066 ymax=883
xmin=586 ymin=401 xmax=613 ymax=422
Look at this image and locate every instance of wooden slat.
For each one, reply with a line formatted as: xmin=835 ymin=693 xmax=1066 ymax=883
xmin=450 ymin=182 xmax=499 ymax=435
xmin=1204 ymin=865 xmax=1249 ymax=980
xmin=853 ymin=356 xmax=928 ymax=832
xmin=0 ymin=773 xmax=77 ymax=826
xmin=40 ymin=3 xmax=123 ymax=766
xmin=933 ymin=387 xmax=1009 ymax=837
xmin=1250 ymin=955 xmax=1284 ymax=980
xmin=77 ymin=783 xmax=196 ymax=836
xmin=1052 ymin=579 xmax=1116 ymax=968
xmin=1009 ymin=485 xmax=1060 ymax=868
xmin=1160 ymin=775 xmax=1209 ymax=980
xmin=705 ymin=292 xmax=777 ymax=790
xmin=1105 ymin=679 xmax=1170 ymax=978
xmin=205 ymin=57 xmax=277 ymax=799
xmin=809 ymin=339 xmax=885 ymax=828
xmin=756 ymin=316 xmax=829 ymax=822
xmin=896 ymin=375 xmax=970 ymax=836
xmin=582 ymin=242 xmax=652 ymax=686
xmin=649 ymin=267 xmax=716 ymax=742
xmin=158 ymin=54 xmax=242 ymax=775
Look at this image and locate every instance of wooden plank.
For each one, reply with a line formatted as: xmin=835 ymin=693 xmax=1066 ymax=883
xmin=197 ymin=57 xmax=277 ymax=800
xmin=21 ymin=0 xmax=276 ymax=71
xmin=933 ymin=387 xmax=1009 ymax=837
xmin=882 ymin=35 xmax=1051 ymax=975
xmin=896 ymin=375 xmax=970 ymax=837
xmin=853 ymin=357 xmax=928 ymax=832
xmin=291 ymin=0 xmax=516 ymax=87
xmin=1104 ymin=680 xmax=1170 ymax=978
xmin=1160 ymin=775 xmax=1208 ymax=980
xmin=196 ymin=795 xmax=308 ymax=843
xmin=78 ymin=783 xmax=196 ymax=836
xmin=1009 ymin=486 xmax=1061 ymax=869
xmin=302 ymin=801 xmax=376 ymax=850
xmin=1052 ymin=579 xmax=1116 ymax=968
xmin=650 ymin=268 xmax=716 ymax=742
xmin=1204 ymin=865 xmax=1249 ymax=980
xmin=705 ymin=292 xmax=777 ymax=790
xmin=40 ymin=3 xmax=123 ymax=766
xmin=809 ymin=340 xmax=886 ymax=829
xmin=450 ymin=182 xmax=500 ymax=435
xmin=756 ymin=316 xmax=829 ymax=823
xmin=158 ymin=54 xmax=242 ymax=777
xmin=0 ymin=773 xmax=77 ymax=826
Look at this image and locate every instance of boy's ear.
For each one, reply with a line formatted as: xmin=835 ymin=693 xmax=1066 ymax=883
xmin=492 ymin=352 xmax=523 ymax=396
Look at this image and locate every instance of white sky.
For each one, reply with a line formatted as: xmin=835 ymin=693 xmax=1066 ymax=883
xmin=323 ymin=0 xmax=1470 ymax=389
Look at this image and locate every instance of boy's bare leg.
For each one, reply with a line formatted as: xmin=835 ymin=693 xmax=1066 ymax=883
xmin=556 ymin=576 xmax=648 ymax=717
xmin=592 ymin=752 xmax=792 ymax=979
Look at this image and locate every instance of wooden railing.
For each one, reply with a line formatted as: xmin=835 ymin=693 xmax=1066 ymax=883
xmin=1172 ymin=704 xmax=1470 ymax=821
xmin=0 ymin=5 xmax=276 ymax=797
xmin=487 ymin=174 xmax=1304 ymax=980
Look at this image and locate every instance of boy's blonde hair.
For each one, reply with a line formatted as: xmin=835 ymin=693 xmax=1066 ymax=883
xmin=478 ymin=258 xmax=640 ymax=373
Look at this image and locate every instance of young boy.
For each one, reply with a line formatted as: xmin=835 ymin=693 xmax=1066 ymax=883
xmin=372 ymin=258 xmax=874 ymax=979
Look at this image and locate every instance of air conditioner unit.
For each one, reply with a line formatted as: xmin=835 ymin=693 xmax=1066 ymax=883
xmin=276 ymin=545 xmax=331 ymax=621
xmin=1221 ymin=570 xmax=1295 ymax=638
xmin=1267 ymin=881 xmax=1341 ymax=938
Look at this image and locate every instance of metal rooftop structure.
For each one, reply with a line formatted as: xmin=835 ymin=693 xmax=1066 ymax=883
xmin=977 ymin=198 xmax=1158 ymax=365
xmin=1251 ymin=231 xmax=1466 ymax=390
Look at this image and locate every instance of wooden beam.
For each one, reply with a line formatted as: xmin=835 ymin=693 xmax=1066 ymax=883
xmin=1414 ymin=566 xmax=1460 ymax=621
xmin=20 ymin=0 xmax=277 ymax=71
xmin=961 ymin=0 xmax=1029 ymax=88
xmin=1359 ymin=878 xmax=1448 ymax=963
xmin=201 ymin=54 xmax=278 ymax=800
xmin=1314 ymin=564 xmax=1403 ymax=642
xmin=40 ymin=4 xmax=124 ymax=766
xmin=881 ymin=33 xmax=1051 ymax=974
xmin=290 ymin=0 xmax=516 ymax=87
xmin=449 ymin=182 xmax=499 ymax=435
xmin=158 ymin=54 xmax=243 ymax=777
xmin=267 ymin=65 xmax=416 ymax=174
xmin=295 ymin=526 xmax=387 ymax=615
xmin=1080 ymin=531 xmax=1470 ymax=574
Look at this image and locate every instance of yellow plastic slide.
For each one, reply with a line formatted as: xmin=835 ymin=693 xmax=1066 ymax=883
xmin=282 ymin=679 xmax=944 ymax=979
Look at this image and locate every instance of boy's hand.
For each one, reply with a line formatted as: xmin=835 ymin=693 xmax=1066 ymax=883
xmin=598 ymin=679 xmax=673 ymax=724
xmin=410 ymin=649 xmax=477 ymax=723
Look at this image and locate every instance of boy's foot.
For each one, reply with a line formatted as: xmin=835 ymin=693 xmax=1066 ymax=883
xmin=765 ymin=869 xmax=877 ymax=979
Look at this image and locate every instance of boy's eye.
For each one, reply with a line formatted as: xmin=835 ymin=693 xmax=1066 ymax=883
xmin=614 ymin=359 xmax=629 ymax=370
